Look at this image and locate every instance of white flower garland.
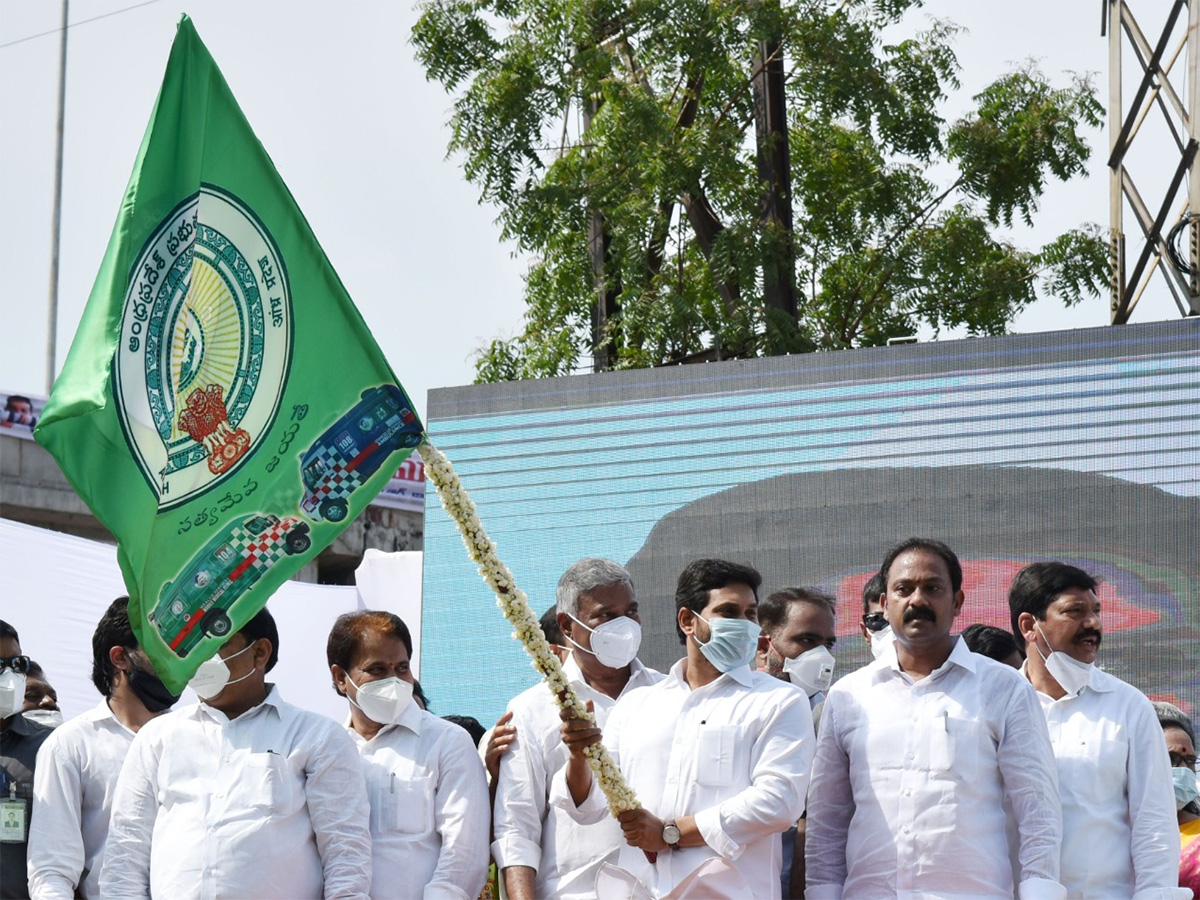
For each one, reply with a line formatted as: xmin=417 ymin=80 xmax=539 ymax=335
xmin=417 ymin=439 xmax=640 ymax=817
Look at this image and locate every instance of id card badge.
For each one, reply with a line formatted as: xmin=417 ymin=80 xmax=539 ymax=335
xmin=0 ymin=797 xmax=26 ymax=843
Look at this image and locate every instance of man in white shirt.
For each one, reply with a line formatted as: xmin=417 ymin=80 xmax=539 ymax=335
xmin=492 ymin=558 xmax=662 ymax=900
xmin=1008 ymin=561 xmax=1186 ymax=899
xmin=28 ymin=597 xmax=180 ymax=899
xmin=327 ymin=609 xmax=489 ymax=900
xmin=100 ymin=606 xmax=372 ymax=900
xmin=557 ymin=559 xmax=814 ymax=900
xmin=754 ymin=586 xmax=838 ymax=899
xmin=756 ymin=586 xmax=838 ymax=709
xmin=806 ymin=538 xmax=1065 ymax=899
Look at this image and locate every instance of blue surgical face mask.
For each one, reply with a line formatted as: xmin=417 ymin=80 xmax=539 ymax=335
xmin=1174 ymin=766 xmax=1200 ymax=811
xmin=692 ymin=615 xmax=759 ymax=672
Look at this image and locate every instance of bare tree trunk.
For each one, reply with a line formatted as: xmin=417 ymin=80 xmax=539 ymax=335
xmin=753 ymin=33 xmax=797 ymax=320
xmin=584 ymin=95 xmax=621 ymax=371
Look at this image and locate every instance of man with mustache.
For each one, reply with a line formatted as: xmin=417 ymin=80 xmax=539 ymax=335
xmin=1008 ymin=562 xmax=1184 ymax=898
xmin=807 ymin=538 xmax=1064 ymax=897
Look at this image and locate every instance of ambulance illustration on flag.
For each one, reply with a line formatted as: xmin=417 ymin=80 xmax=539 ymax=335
xmin=149 ymin=512 xmax=311 ymax=657
xmin=299 ymin=384 xmax=422 ymax=523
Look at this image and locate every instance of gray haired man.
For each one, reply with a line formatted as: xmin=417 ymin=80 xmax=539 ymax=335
xmin=491 ymin=558 xmax=663 ymax=900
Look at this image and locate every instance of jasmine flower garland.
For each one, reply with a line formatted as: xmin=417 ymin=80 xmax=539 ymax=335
xmin=417 ymin=439 xmax=640 ymax=816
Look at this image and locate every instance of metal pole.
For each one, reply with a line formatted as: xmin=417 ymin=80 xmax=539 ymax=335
xmin=1188 ymin=0 xmax=1200 ymax=307
xmin=46 ymin=0 xmax=69 ymax=393
xmin=1109 ymin=0 xmax=1125 ymax=322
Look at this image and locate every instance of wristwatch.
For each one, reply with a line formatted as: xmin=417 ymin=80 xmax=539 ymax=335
xmin=661 ymin=820 xmax=681 ymax=847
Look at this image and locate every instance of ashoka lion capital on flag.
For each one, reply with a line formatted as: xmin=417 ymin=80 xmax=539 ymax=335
xmin=35 ymin=15 xmax=423 ymax=693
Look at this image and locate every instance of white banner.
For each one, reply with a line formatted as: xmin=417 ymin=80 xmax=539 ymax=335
xmin=370 ymin=456 xmax=426 ymax=512
xmin=0 ymin=518 xmax=422 ymax=721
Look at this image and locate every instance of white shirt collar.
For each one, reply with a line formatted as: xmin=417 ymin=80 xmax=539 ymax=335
xmin=668 ymin=657 xmax=754 ymax=689
xmin=197 ymin=683 xmax=284 ymax=725
xmin=343 ymin=694 xmax=427 ymax=742
xmin=563 ymin=650 xmax=653 ymax=690
xmin=873 ymin=634 xmax=976 ymax=682
xmin=1018 ymin=657 xmax=1114 ymax=697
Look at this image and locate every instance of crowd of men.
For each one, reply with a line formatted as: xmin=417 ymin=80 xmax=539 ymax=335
xmin=0 ymin=536 xmax=1194 ymax=899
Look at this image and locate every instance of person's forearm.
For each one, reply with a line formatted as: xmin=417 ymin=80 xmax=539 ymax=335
xmin=564 ymin=751 xmax=593 ymax=806
xmin=502 ymin=865 xmax=537 ymax=900
xmin=789 ymin=818 xmax=807 ymax=900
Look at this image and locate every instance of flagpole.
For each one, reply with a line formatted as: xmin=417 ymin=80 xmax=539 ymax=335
xmin=46 ymin=0 xmax=69 ymax=394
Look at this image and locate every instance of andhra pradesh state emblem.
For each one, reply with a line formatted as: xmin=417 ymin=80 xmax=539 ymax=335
xmin=113 ymin=185 xmax=292 ymax=510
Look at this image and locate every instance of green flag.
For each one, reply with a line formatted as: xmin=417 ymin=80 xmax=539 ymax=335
xmin=35 ymin=15 xmax=423 ymax=692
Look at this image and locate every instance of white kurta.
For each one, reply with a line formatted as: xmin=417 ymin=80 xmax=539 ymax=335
xmin=28 ymin=701 xmax=135 ymax=899
xmin=491 ymin=654 xmax=661 ymax=899
xmin=349 ymin=704 xmax=489 ymax=900
xmin=1029 ymin=663 xmax=1188 ymax=899
xmin=553 ymin=659 xmax=814 ymax=900
xmin=806 ymin=637 xmax=1065 ymax=899
xmin=100 ymin=686 xmax=372 ymax=900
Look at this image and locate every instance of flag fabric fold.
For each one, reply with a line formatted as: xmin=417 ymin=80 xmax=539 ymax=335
xmin=36 ymin=15 xmax=423 ymax=692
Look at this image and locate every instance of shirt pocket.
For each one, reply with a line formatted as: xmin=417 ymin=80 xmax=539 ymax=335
xmin=240 ymin=751 xmax=288 ymax=814
xmin=1072 ymin=737 xmax=1127 ymax=807
xmin=373 ymin=772 xmax=435 ymax=836
xmin=695 ymin=725 xmax=738 ymax=787
xmin=929 ymin=714 xmax=986 ymax=782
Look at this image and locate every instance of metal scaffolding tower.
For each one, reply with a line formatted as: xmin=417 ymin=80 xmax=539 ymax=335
xmin=1107 ymin=0 xmax=1200 ymax=322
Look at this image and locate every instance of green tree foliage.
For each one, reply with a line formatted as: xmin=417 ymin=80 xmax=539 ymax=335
xmin=413 ymin=0 xmax=1108 ymax=381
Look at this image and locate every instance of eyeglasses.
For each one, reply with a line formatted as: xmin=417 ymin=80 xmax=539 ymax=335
xmin=0 ymin=655 xmax=31 ymax=674
xmin=861 ymin=612 xmax=888 ymax=633
xmin=1170 ymin=751 xmax=1198 ymax=770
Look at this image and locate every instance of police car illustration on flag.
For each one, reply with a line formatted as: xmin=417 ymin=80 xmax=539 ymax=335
xmin=34 ymin=16 xmax=422 ymax=693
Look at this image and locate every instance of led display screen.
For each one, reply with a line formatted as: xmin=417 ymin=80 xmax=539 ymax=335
xmin=421 ymin=320 xmax=1198 ymax=723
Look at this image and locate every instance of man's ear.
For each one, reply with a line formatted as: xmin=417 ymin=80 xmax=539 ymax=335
xmin=952 ymin=590 xmax=965 ymax=618
xmin=330 ymin=664 xmax=348 ymax=697
xmin=1017 ymin=612 xmax=1038 ymax=646
xmin=109 ymin=645 xmax=131 ymax=672
xmin=678 ymin=607 xmax=697 ymax=639
xmin=554 ymin=609 xmax=573 ymax=643
xmin=252 ymin=638 xmax=272 ymax=670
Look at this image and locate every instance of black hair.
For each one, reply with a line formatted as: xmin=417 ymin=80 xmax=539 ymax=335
xmin=539 ymin=605 xmax=564 ymax=645
xmin=238 ymin=606 xmax=280 ymax=672
xmin=91 ymin=597 xmax=137 ymax=697
xmin=442 ymin=714 xmax=486 ymax=747
xmin=861 ymin=572 xmax=885 ymax=615
xmin=1007 ymin=562 xmax=1097 ymax=645
xmin=412 ymin=678 xmax=431 ymax=712
xmin=674 ymin=559 xmax=761 ymax=644
xmin=961 ymin=623 xmax=1023 ymax=664
xmin=879 ymin=538 xmax=963 ymax=593
xmin=759 ymin=587 xmax=836 ymax=636
xmin=0 ymin=620 xmax=18 ymax=643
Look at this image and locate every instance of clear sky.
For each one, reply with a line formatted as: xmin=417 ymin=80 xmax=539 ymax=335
xmin=0 ymin=0 xmax=1185 ymax=420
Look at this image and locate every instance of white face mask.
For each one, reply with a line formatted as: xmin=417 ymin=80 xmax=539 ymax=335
xmin=869 ymin=624 xmax=895 ymax=660
xmin=1034 ymin=622 xmax=1093 ymax=696
xmin=782 ymin=645 xmax=835 ymax=697
xmin=346 ymin=674 xmax=413 ymax=725
xmin=23 ymin=708 xmax=63 ymax=729
xmin=566 ymin=613 xmax=642 ymax=669
xmin=188 ymin=641 xmax=257 ymax=700
xmin=0 ymin=671 xmax=26 ymax=719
